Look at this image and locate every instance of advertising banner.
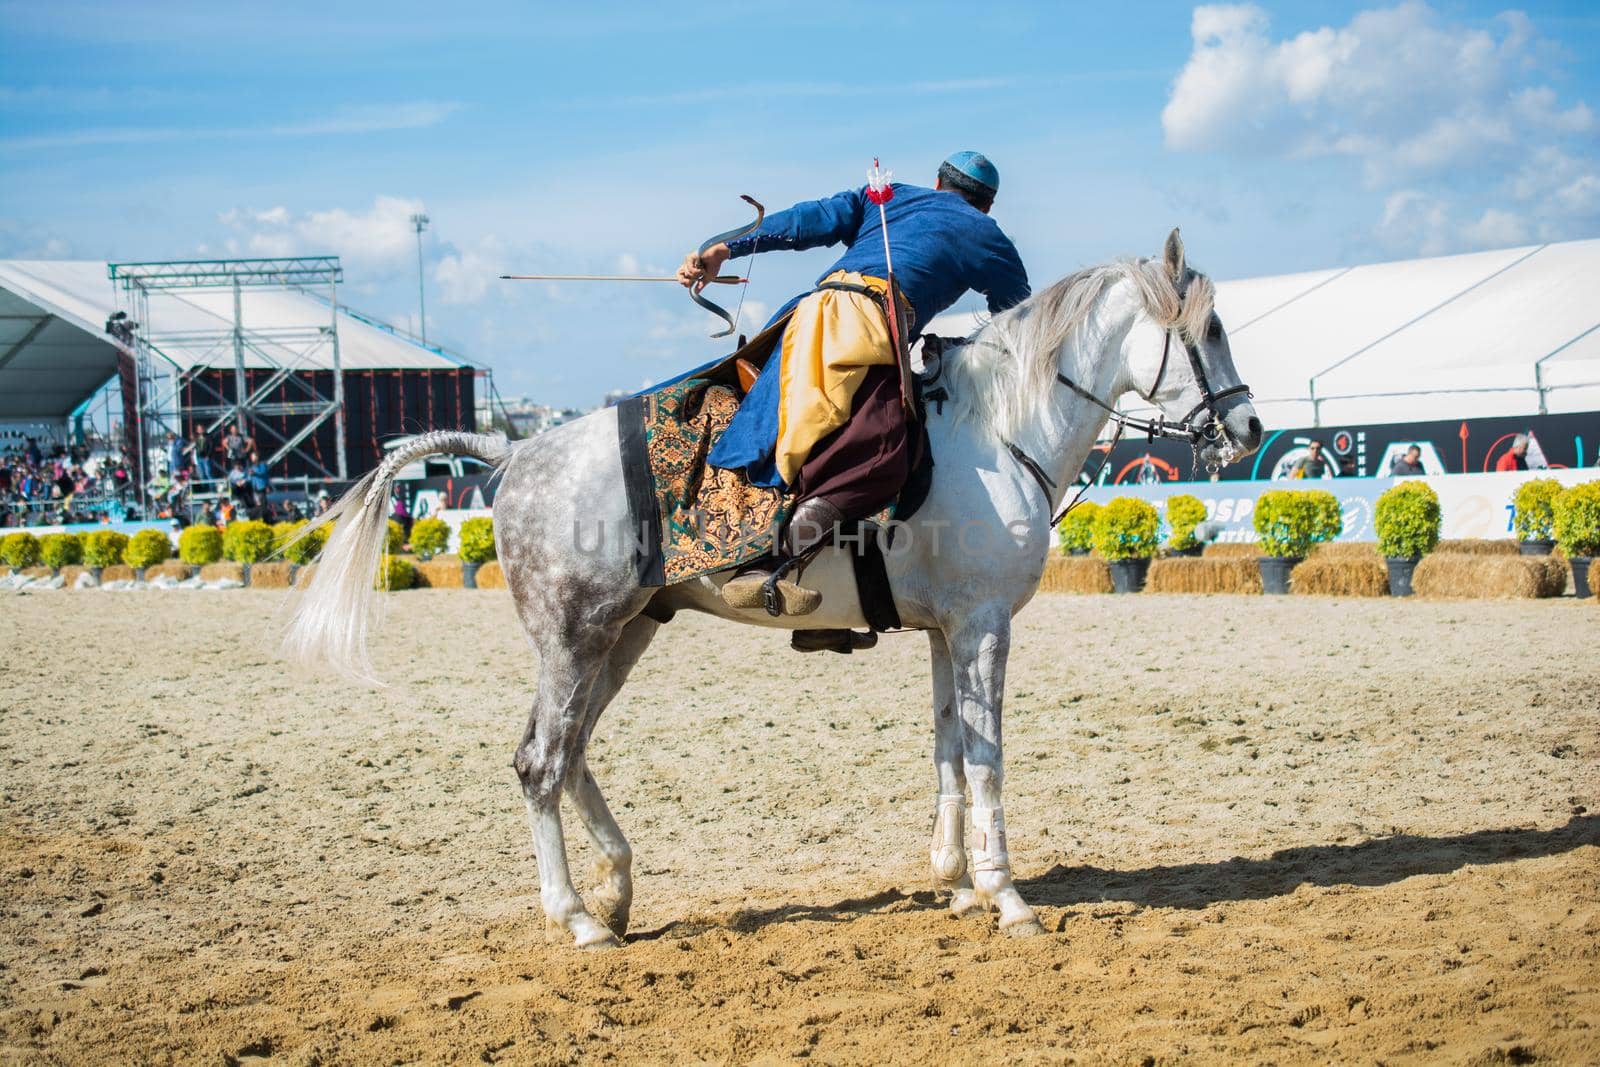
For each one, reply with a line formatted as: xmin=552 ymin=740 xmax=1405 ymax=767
xmin=1079 ymin=469 xmax=1597 ymax=542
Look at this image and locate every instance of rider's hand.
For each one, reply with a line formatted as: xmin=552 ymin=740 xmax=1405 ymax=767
xmin=676 ymin=243 xmax=729 ymax=292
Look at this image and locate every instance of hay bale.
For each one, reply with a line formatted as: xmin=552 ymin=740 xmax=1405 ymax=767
xmin=21 ymin=566 xmax=52 ymax=580
xmin=1436 ymin=539 xmax=1518 ymax=556
xmin=1536 ymin=557 xmax=1569 ymax=597
xmin=146 ymin=561 xmax=192 ymax=581
xmin=102 ymin=564 xmax=135 ymax=583
xmin=1202 ymin=542 xmax=1258 ymax=559
xmin=1290 ymin=556 xmax=1389 ymax=596
xmin=200 ymin=562 xmax=246 ymax=584
xmin=59 ymin=565 xmax=90 ymax=586
xmin=1146 ymin=557 xmax=1262 ymax=594
xmin=1413 ymin=555 xmax=1563 ymax=599
xmin=475 ymin=561 xmax=507 ymax=590
xmin=248 ymin=562 xmax=294 ymax=589
xmin=1309 ymin=541 xmax=1379 ymax=559
xmin=294 ymin=563 xmax=317 ymax=589
xmin=414 ymin=557 xmax=464 ymax=589
xmin=1037 ymin=556 xmax=1112 ymax=594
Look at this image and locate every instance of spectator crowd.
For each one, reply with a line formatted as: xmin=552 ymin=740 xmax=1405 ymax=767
xmin=2 ymin=420 xmax=327 ymax=530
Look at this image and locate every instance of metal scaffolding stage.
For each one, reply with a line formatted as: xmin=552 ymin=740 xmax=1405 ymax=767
xmin=108 ymin=256 xmax=351 ymax=499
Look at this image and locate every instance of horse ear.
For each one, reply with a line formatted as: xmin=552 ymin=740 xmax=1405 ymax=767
xmin=1162 ymin=228 xmax=1186 ymax=283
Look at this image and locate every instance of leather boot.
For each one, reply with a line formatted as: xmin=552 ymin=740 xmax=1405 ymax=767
xmin=791 ymin=629 xmax=878 ymax=654
xmin=719 ymin=497 xmax=843 ymax=615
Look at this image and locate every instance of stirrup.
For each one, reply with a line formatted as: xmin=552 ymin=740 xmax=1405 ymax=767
xmin=760 ymin=555 xmax=811 ymax=617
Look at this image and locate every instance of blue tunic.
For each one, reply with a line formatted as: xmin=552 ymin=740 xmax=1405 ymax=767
xmin=707 ymin=184 xmax=1030 ymax=487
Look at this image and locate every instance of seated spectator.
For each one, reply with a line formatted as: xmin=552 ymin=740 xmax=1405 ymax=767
xmin=1495 ymin=433 xmax=1546 ymax=472
xmin=1292 ymin=439 xmax=1330 ymax=479
xmin=1390 ymin=445 xmax=1425 ymax=476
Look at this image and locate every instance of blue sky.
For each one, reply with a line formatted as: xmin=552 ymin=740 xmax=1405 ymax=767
xmin=2 ymin=1 xmax=1597 ymax=406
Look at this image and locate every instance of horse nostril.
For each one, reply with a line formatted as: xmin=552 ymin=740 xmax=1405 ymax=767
xmin=1246 ymin=416 xmax=1262 ymax=442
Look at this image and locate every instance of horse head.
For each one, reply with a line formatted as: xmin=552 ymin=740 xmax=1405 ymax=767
xmin=1119 ymin=229 xmax=1262 ymax=472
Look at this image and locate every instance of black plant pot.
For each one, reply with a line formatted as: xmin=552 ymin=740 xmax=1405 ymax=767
xmin=1572 ymin=556 xmax=1593 ymax=599
xmin=1385 ymin=555 xmax=1420 ymax=597
xmin=1068 ymin=548 xmax=1089 ymax=557
xmin=1518 ymin=539 xmax=1555 ymax=556
xmin=1258 ymin=555 xmax=1302 ymax=595
xmin=133 ymin=567 xmax=146 ymax=581
xmin=88 ymin=566 xmax=103 ymax=582
xmin=1108 ymin=558 xmax=1151 ymax=594
xmin=1171 ymin=544 xmax=1204 ymax=557
xmin=462 ymin=561 xmax=481 ymax=589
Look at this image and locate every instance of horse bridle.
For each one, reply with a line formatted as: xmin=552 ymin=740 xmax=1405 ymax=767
xmin=943 ymin=316 xmax=1253 ymax=526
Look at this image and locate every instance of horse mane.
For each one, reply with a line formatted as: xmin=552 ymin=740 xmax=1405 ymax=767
xmin=942 ymin=257 xmax=1216 ymax=442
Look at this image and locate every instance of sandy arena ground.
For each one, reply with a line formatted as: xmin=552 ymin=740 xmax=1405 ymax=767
xmin=0 ymin=588 xmax=1596 ymax=1064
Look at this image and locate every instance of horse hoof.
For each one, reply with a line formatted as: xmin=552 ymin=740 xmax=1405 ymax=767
xmin=590 ymin=896 xmax=631 ymax=939
xmin=1002 ymin=918 xmax=1046 ymax=939
xmin=570 ymin=915 xmax=622 ymax=950
xmin=948 ymin=889 xmax=985 ymax=918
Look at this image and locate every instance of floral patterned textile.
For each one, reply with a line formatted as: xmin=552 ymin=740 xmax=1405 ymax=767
xmin=643 ymin=378 xmax=793 ymax=585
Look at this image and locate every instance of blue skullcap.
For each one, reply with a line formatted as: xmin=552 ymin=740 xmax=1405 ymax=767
xmin=944 ymin=150 xmax=999 ymax=193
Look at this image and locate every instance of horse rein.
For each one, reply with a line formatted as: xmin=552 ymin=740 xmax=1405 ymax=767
xmin=936 ymin=319 xmax=1253 ymax=527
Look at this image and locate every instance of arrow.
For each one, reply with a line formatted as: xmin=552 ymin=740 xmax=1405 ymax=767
xmin=499 ymin=274 xmax=747 ymax=284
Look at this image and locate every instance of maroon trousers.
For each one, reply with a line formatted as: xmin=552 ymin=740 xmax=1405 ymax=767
xmin=789 ymin=364 xmax=911 ymax=524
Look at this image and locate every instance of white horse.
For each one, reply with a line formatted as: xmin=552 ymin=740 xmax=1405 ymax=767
xmin=283 ymin=230 xmax=1261 ymax=948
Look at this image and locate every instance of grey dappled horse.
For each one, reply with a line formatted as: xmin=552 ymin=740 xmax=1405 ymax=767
xmin=283 ymin=231 xmax=1261 ymax=948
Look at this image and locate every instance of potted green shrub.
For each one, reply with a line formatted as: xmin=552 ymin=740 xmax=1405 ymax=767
xmin=1057 ymin=501 xmax=1100 ymax=556
xmin=276 ymin=521 xmax=326 ymax=585
xmin=1552 ymin=480 xmax=1600 ymax=598
xmin=387 ymin=519 xmax=405 ymax=555
xmin=410 ymin=517 xmax=450 ymax=562
xmin=125 ymin=528 xmax=172 ymax=579
xmin=222 ymin=519 xmax=276 ymax=583
xmin=1254 ymin=489 xmax=1342 ymax=594
xmin=376 ymin=555 xmax=416 ymax=591
xmin=457 ymin=516 xmax=496 ymax=588
xmin=1512 ymin=478 xmax=1561 ymax=555
xmin=82 ymin=530 xmax=128 ymax=581
xmin=179 ymin=524 xmax=224 ymax=566
xmin=1091 ymin=497 xmax=1160 ymax=593
xmin=1 ymin=531 xmax=41 ymax=571
xmin=1164 ymin=494 xmax=1207 ymax=556
xmin=39 ymin=532 xmax=83 ymax=575
xmin=1374 ymin=481 xmax=1441 ymax=596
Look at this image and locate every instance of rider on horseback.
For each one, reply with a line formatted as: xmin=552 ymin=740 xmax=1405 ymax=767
xmin=677 ymin=151 xmax=1031 ymax=614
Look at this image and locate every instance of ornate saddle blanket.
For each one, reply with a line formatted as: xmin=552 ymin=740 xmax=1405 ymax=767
xmin=617 ymin=376 xmax=792 ymax=587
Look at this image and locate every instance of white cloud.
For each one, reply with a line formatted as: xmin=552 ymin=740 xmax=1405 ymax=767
xmin=1163 ymin=3 xmax=1600 ymax=255
xmin=434 ymin=236 xmax=508 ymax=306
xmin=217 ymin=195 xmax=427 ymax=277
xmin=0 ymin=101 xmax=460 ymax=152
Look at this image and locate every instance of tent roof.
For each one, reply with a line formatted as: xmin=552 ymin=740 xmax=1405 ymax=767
xmin=0 ymin=259 xmax=468 ymax=420
xmin=928 ymin=237 xmax=1600 ymax=428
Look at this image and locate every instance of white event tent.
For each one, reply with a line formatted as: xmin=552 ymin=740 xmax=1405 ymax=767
xmin=929 ymin=238 xmax=1600 ymax=431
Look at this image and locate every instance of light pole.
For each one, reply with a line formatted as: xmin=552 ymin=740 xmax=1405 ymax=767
xmin=410 ymin=212 xmax=429 ymax=344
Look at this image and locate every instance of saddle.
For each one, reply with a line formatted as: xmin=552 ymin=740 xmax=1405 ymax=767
xmin=616 ymin=287 xmax=934 ymax=643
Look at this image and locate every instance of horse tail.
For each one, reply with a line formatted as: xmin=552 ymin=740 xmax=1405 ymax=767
xmin=281 ymin=431 xmax=511 ymax=684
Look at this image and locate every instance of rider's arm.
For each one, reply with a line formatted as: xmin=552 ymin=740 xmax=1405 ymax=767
xmin=980 ymin=235 xmax=1031 ymax=314
xmin=723 ymin=189 xmax=867 ymax=259
xmin=679 ymin=189 xmax=867 ymax=287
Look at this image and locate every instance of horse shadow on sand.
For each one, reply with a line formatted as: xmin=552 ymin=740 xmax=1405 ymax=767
xmin=628 ymin=814 xmax=1597 ymax=941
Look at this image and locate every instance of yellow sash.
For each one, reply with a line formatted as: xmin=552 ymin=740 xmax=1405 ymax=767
xmin=773 ymin=271 xmax=895 ymax=486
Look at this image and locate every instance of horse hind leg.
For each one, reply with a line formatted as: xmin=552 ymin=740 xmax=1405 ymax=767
xmin=564 ymin=614 xmax=659 ymax=938
xmin=515 ymin=637 xmax=625 ymax=950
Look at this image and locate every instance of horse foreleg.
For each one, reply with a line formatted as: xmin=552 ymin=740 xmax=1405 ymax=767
xmin=563 ymin=615 xmax=659 ymax=939
xmin=515 ymin=647 xmax=618 ymax=950
xmin=928 ymin=631 xmax=971 ymax=894
xmin=946 ymin=609 xmax=1044 ymax=937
